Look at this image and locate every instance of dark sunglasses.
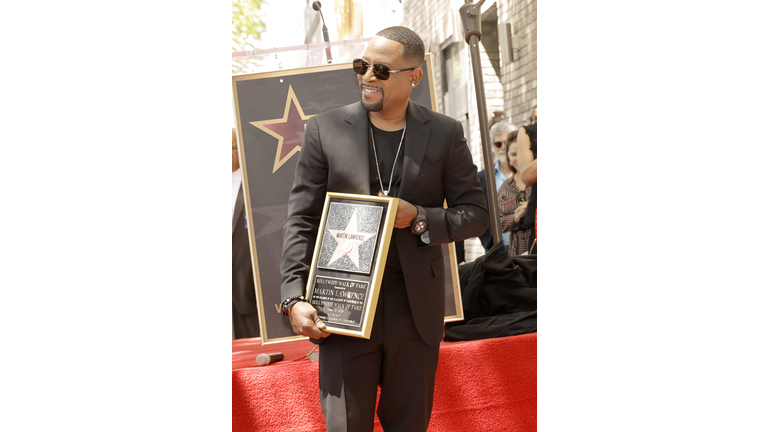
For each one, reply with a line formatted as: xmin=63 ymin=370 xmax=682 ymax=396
xmin=353 ymin=58 xmax=416 ymax=80
xmin=493 ymin=141 xmax=504 ymax=148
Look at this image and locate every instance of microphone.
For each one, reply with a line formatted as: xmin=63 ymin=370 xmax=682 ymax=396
xmin=256 ymin=352 xmax=285 ymax=366
xmin=312 ymin=1 xmax=333 ymax=63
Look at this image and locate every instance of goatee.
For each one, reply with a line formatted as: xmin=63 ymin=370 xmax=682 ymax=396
xmin=360 ymin=84 xmax=384 ymax=112
xmin=361 ymin=99 xmax=383 ymax=112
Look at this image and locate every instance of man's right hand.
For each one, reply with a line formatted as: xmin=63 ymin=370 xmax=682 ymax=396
xmin=289 ymin=301 xmax=331 ymax=339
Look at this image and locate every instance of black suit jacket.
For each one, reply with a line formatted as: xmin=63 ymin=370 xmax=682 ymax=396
xmin=280 ymin=100 xmax=489 ymax=346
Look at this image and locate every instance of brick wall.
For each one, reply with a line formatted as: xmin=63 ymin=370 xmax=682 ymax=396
xmin=498 ymin=0 xmax=537 ymax=126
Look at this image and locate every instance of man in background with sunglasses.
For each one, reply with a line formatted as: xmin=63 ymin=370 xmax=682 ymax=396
xmin=476 ymin=121 xmax=517 ymax=251
xmin=280 ymin=26 xmax=488 ymax=432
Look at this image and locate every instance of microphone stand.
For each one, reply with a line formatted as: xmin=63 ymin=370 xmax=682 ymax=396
xmin=460 ymin=0 xmax=502 ymax=247
xmin=322 ymin=21 xmax=332 ymax=64
xmin=312 ymin=1 xmax=333 ymax=64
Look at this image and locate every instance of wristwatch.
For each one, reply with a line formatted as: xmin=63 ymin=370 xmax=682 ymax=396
xmin=410 ymin=205 xmax=428 ymax=235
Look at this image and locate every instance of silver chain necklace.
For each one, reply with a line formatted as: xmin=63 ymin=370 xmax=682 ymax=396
xmin=370 ymin=120 xmax=406 ymax=196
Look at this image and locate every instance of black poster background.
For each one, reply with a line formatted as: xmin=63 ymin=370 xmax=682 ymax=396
xmin=233 ymin=55 xmax=462 ymax=344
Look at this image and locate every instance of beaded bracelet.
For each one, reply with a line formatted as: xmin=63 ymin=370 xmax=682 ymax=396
xmin=280 ymin=295 xmax=305 ymax=314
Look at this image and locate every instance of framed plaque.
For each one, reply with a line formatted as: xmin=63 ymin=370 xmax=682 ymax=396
xmin=305 ymin=192 xmax=398 ymax=339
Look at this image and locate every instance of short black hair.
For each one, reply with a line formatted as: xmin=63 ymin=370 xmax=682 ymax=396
xmin=376 ymin=26 xmax=425 ymax=67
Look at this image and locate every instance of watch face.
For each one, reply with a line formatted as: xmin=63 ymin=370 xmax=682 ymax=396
xmin=414 ymin=220 xmax=427 ymax=234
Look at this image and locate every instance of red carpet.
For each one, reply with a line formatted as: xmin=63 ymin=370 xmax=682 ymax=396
xmin=233 ymin=333 xmax=536 ymax=431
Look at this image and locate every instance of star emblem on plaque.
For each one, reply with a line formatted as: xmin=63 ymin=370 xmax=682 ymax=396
xmin=320 ymin=206 xmax=380 ymax=273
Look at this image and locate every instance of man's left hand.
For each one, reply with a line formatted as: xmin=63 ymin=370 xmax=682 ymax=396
xmin=380 ymin=192 xmax=418 ymax=229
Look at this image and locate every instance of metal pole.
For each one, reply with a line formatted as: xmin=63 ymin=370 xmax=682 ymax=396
xmin=459 ymin=0 xmax=502 ymax=247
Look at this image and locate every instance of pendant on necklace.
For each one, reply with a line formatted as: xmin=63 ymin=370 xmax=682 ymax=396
xmin=381 ymin=190 xmax=389 ymax=196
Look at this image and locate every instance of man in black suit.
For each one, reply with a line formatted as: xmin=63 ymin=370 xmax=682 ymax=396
xmin=280 ymin=27 xmax=488 ymax=431
xmin=232 ymin=127 xmax=260 ymax=339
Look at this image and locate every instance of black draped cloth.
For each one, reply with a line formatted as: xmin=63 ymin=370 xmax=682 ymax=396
xmin=444 ymin=242 xmax=537 ymax=341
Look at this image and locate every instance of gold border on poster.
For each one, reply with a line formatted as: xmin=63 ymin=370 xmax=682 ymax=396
xmin=441 ymin=197 xmax=464 ymax=322
xmin=305 ymin=192 xmax=399 ymax=339
xmin=425 ymin=55 xmax=463 ymax=322
xmin=443 ymin=241 xmax=465 ymax=322
xmin=232 ymin=53 xmax=461 ymax=345
xmin=426 ymin=56 xmax=462 ymax=321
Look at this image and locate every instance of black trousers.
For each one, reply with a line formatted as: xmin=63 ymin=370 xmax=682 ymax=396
xmin=318 ymin=277 xmax=441 ymax=432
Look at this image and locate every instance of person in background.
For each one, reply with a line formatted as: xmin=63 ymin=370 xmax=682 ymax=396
xmin=477 ymin=121 xmax=516 ymax=251
xmin=517 ymin=105 xmax=537 ymax=253
xmin=518 ymin=105 xmax=537 ymax=186
xmin=232 ymin=127 xmax=260 ymax=339
xmin=488 ymin=109 xmax=505 ymax=130
xmin=498 ymin=130 xmax=532 ymax=255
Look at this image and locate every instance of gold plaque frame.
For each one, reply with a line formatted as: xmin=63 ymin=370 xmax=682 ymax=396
xmin=305 ymin=192 xmax=399 ymax=339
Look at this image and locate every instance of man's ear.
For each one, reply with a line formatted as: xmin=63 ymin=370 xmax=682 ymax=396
xmin=409 ymin=68 xmax=424 ymax=87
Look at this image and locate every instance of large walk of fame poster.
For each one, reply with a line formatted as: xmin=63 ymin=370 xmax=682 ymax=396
xmin=233 ymin=54 xmax=464 ymax=345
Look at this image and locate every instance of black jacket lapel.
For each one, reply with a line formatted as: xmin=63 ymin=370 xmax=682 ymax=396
xmin=400 ymin=100 xmax=432 ymax=199
xmin=343 ymin=103 xmax=372 ymax=195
